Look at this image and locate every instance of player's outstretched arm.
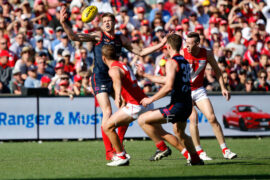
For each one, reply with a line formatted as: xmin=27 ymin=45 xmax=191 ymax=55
xmin=207 ymin=50 xmax=231 ymax=101
xmin=122 ymin=32 xmax=173 ymax=57
xmin=109 ymin=67 xmax=124 ymax=108
xmin=141 ymin=60 xmax=176 ymax=107
xmin=60 ymin=7 xmax=101 ymax=42
xmin=137 ymin=64 xmax=166 ymax=84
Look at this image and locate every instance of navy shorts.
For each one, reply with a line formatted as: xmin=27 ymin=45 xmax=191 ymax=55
xmin=91 ymin=73 xmax=113 ymax=95
xmin=159 ymin=102 xmax=192 ymax=123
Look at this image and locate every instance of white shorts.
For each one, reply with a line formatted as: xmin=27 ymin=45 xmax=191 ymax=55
xmin=122 ymin=103 xmax=154 ymax=119
xmin=191 ymin=87 xmax=209 ymax=103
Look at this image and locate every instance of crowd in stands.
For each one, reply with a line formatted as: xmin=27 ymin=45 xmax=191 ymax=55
xmin=0 ymin=0 xmax=270 ymax=97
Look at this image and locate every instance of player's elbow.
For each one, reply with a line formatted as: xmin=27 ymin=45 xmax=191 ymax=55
xmin=164 ymin=85 xmax=173 ymax=94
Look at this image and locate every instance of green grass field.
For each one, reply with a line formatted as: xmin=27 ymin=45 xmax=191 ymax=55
xmin=0 ymin=138 xmax=270 ymax=180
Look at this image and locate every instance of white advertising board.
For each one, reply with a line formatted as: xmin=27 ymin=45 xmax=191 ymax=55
xmin=0 ymin=97 xmax=37 ymax=139
xmin=0 ymin=95 xmax=269 ymax=140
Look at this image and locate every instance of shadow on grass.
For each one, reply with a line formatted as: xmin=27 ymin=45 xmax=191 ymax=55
xmin=15 ymin=175 xmax=270 ymax=180
xmin=206 ymin=161 xmax=270 ymax=166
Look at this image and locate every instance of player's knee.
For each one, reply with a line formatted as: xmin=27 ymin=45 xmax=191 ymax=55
xmin=207 ymin=114 xmax=217 ymax=124
xmin=102 ymin=108 xmax=112 ymax=120
xmin=137 ymin=116 xmax=145 ymax=127
xmin=102 ymin=122 xmax=114 ymax=133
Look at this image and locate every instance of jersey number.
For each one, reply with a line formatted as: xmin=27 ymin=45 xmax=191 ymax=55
xmin=181 ymin=63 xmax=190 ymax=92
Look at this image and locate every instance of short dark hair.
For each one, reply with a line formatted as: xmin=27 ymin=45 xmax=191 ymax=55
xmin=167 ymin=34 xmax=182 ymax=52
xmin=102 ymin=44 xmax=117 ymax=60
xmin=102 ymin=13 xmax=115 ymax=22
xmin=187 ymin=32 xmax=200 ymax=43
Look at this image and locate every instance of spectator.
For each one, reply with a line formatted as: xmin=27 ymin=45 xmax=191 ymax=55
xmin=254 ymin=70 xmax=270 ymax=91
xmin=80 ymin=71 xmax=92 ymax=95
xmin=0 ymin=50 xmax=12 ymax=93
xmin=73 ymin=74 xmax=84 ymax=96
xmin=196 ymin=3 xmax=210 ymax=29
xmin=53 ymin=33 xmax=75 ymax=61
xmin=221 ymin=71 xmax=231 ymax=91
xmin=62 ymin=50 xmax=75 ymax=77
xmin=244 ymin=40 xmax=260 ymax=70
xmin=203 ymin=64 xmax=219 ymax=91
xmin=58 ymin=79 xmax=73 ymax=98
xmin=10 ymin=68 xmax=23 ymax=95
xmin=24 ymin=64 xmax=41 ymax=88
xmin=259 ymin=54 xmax=269 ymax=71
xmin=40 ymin=75 xmax=51 ymax=89
xmin=9 ymin=33 xmax=30 ymax=58
xmin=235 ymin=69 xmax=247 ymax=91
xmin=245 ymin=77 xmax=255 ymax=92
xmin=0 ymin=37 xmax=17 ymax=67
xmin=226 ymin=30 xmax=246 ymax=58
xmin=90 ymin=0 xmax=113 ymax=14
xmin=36 ymin=56 xmax=52 ymax=79
xmin=116 ymin=6 xmax=136 ymax=32
xmin=154 ymin=26 xmax=165 ymax=42
xmin=149 ymin=0 xmax=171 ymax=23
xmin=174 ymin=1 xmax=189 ymax=22
xmin=140 ymin=20 xmax=152 ymax=47
xmin=229 ymin=68 xmax=239 ymax=91
xmin=51 ymin=26 xmax=63 ymax=52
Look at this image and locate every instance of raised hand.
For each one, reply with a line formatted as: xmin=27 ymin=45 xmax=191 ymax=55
xmin=60 ymin=6 xmax=68 ymax=24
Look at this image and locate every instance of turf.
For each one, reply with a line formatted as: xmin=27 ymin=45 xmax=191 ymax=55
xmin=0 ymin=138 xmax=269 ymax=180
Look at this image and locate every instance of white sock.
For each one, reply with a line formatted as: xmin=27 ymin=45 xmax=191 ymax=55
xmin=181 ymin=148 xmax=187 ymax=155
xmin=195 ymin=145 xmax=203 ymax=152
xmin=116 ymin=151 xmax=126 ymax=156
xmin=220 ymin=143 xmax=227 ymax=150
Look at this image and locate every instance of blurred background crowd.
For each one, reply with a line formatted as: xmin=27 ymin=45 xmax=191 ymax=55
xmin=0 ymin=0 xmax=270 ymax=97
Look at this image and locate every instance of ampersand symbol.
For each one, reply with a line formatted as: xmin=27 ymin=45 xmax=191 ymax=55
xmin=54 ymin=112 xmax=64 ymax=125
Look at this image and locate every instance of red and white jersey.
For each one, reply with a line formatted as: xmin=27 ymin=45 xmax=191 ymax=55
xmin=183 ymin=48 xmax=208 ymax=91
xmin=111 ymin=61 xmax=147 ymax=105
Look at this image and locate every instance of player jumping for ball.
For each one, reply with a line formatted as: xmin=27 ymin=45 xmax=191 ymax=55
xmin=59 ymin=7 xmax=168 ymax=160
xmin=137 ymin=34 xmax=204 ymax=166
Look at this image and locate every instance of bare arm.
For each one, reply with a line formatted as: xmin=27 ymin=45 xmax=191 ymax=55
xmin=141 ymin=60 xmax=176 ymax=106
xmin=207 ymin=51 xmax=231 ymax=101
xmin=60 ymin=7 xmax=101 ymax=42
xmin=122 ymin=32 xmax=172 ymax=57
xmin=137 ymin=64 xmax=166 ymax=84
xmin=109 ymin=67 xmax=124 ymax=108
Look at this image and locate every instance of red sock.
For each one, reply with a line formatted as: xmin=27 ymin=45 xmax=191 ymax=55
xmin=191 ymin=153 xmax=201 ymax=163
xmin=182 ymin=149 xmax=190 ymax=160
xmin=222 ymin=148 xmax=228 ymax=154
xmin=118 ymin=125 xmax=128 ymax=145
xmin=156 ymin=141 xmax=168 ymax=151
xmin=197 ymin=149 xmax=204 ymax=155
xmin=101 ymin=126 xmax=113 ymax=153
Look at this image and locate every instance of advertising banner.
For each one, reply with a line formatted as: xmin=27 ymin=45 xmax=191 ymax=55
xmin=0 ymin=95 xmax=269 ymax=140
xmin=39 ymin=97 xmax=96 ymax=139
xmin=0 ymin=97 xmax=37 ymax=139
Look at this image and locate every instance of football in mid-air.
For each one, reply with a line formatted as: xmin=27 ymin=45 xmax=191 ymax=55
xmin=81 ymin=5 xmax=98 ymax=23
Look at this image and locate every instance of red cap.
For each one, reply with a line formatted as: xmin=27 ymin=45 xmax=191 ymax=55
xmin=37 ymin=0 xmax=44 ymax=5
xmin=195 ymin=24 xmax=204 ymax=31
xmin=55 ymin=62 xmax=64 ymax=69
xmin=137 ymin=7 xmax=145 ymax=13
xmin=76 ymin=15 xmax=82 ymax=21
xmin=249 ymin=40 xmax=257 ymax=46
xmin=72 ymin=6 xmax=80 ymax=14
xmin=162 ymin=45 xmax=167 ymax=49
xmin=175 ymin=25 xmax=183 ymax=31
xmin=220 ymin=20 xmax=227 ymax=25
xmin=209 ymin=17 xmax=217 ymax=24
xmin=41 ymin=76 xmax=51 ymax=83
xmin=0 ymin=50 xmax=9 ymax=57
xmin=266 ymin=36 xmax=270 ymax=42
xmin=59 ymin=80 xmax=69 ymax=86
xmin=249 ymin=16 xmax=257 ymax=24
xmin=74 ymin=74 xmax=82 ymax=82
xmin=120 ymin=24 xmax=127 ymax=29
xmin=181 ymin=18 xmax=189 ymax=24
xmin=141 ymin=19 xmax=149 ymax=26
